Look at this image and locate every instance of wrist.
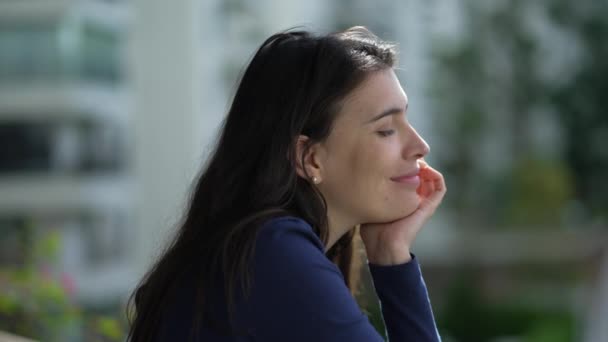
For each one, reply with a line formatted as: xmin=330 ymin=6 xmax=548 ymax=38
xmin=366 ymin=246 xmax=412 ymax=266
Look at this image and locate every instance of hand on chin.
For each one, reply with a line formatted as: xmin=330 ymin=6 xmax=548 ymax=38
xmin=359 ymin=161 xmax=446 ymax=265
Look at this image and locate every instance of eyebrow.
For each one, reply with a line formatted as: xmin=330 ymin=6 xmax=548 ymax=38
xmin=364 ymin=103 xmax=408 ymax=124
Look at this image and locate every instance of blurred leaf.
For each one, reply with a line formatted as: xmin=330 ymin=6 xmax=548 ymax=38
xmin=505 ymin=158 xmax=574 ymax=227
xmin=94 ymin=316 xmax=123 ymax=340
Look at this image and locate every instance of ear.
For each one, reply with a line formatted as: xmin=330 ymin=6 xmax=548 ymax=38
xmin=294 ymin=135 xmax=323 ymax=181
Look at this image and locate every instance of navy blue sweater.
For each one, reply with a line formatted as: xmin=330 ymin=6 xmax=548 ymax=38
xmin=158 ymin=216 xmax=441 ymax=341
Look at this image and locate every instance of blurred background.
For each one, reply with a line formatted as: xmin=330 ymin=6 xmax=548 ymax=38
xmin=0 ymin=0 xmax=606 ymax=341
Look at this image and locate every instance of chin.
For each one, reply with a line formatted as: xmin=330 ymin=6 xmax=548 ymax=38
xmin=390 ymin=202 xmax=419 ymax=220
xmin=394 ymin=192 xmax=420 ymax=215
xmin=368 ymin=195 xmax=421 ymax=223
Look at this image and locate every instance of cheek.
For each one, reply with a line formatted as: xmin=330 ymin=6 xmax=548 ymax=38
xmin=323 ymin=135 xmax=421 ymax=222
xmin=348 ymin=146 xmax=411 ymax=217
xmin=322 ymin=141 xmax=387 ymax=210
xmin=328 ymin=136 xmax=377 ymax=181
xmin=359 ymin=144 xmax=420 ymax=221
xmin=346 ymin=142 xmax=387 ymax=187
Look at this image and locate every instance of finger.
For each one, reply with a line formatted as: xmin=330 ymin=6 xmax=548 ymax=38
xmin=418 ymin=172 xmax=437 ymax=196
xmin=418 ymin=186 xmax=445 ymax=216
xmin=419 ymin=164 xmax=441 ymax=180
xmin=418 ymin=177 xmax=446 ymax=215
xmin=434 ymin=176 xmax=445 ymax=192
xmin=420 ymin=166 xmax=445 ymax=192
xmin=417 ymin=178 xmax=435 ymax=198
xmin=423 ymin=176 xmax=446 ymax=204
xmin=424 ymin=178 xmax=436 ymax=196
xmin=425 ymin=180 xmax=437 ymax=197
xmin=416 ymin=161 xmax=446 ymax=200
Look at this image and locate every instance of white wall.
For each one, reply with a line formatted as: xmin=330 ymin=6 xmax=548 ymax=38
xmin=130 ymin=0 xmax=223 ymax=276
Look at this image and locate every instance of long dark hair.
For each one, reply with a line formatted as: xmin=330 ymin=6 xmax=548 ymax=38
xmin=127 ymin=26 xmax=396 ymax=341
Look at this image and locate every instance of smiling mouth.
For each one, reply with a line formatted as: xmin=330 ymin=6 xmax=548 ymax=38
xmin=391 ymin=175 xmax=420 ymax=185
xmin=390 ymin=168 xmax=421 ymax=186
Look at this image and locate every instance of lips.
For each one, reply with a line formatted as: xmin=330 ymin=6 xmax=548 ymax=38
xmin=390 ymin=168 xmax=420 ymax=182
xmin=391 ymin=169 xmax=420 ymax=181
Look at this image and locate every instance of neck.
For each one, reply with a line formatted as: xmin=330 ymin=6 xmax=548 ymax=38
xmin=323 ymin=207 xmax=357 ymax=253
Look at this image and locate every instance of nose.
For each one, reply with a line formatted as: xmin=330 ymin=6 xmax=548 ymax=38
xmin=403 ymin=125 xmax=430 ymax=160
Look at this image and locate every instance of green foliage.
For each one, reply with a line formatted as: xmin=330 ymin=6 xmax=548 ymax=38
xmin=93 ymin=317 xmax=123 ymax=340
xmin=0 ymin=266 xmax=80 ymax=340
xmin=547 ymin=1 xmax=608 ymax=219
xmin=505 ymin=158 xmax=574 ymax=227
xmin=431 ymin=0 xmax=608 ymax=228
xmin=0 ymin=230 xmax=127 ymax=341
xmin=362 ymin=298 xmax=387 ymax=340
xmin=438 ymin=276 xmax=575 ymax=342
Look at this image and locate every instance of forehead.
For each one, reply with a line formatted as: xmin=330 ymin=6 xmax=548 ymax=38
xmin=339 ymin=69 xmax=408 ymax=121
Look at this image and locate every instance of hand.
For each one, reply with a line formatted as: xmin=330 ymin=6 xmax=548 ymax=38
xmin=360 ymin=160 xmax=446 ymax=265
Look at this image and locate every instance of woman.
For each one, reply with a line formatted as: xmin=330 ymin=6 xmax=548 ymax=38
xmin=128 ymin=26 xmax=446 ymax=341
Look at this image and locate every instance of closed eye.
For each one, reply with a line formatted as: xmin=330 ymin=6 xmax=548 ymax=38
xmin=377 ymin=130 xmax=395 ymax=137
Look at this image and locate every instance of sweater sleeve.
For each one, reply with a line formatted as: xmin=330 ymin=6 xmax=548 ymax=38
xmin=247 ymin=217 xmax=440 ymax=342
xmin=369 ymin=256 xmax=442 ymax=342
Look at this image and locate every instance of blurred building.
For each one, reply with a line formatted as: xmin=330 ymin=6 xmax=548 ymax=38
xmin=0 ymin=0 xmax=133 ymax=307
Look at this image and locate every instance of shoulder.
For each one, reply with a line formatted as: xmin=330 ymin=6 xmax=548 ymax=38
xmin=256 ymin=215 xmax=326 ymax=254
xmin=252 ymin=215 xmax=338 ymax=279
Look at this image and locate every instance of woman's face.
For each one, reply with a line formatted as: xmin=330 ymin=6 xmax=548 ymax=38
xmin=315 ymin=68 xmax=430 ymax=225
